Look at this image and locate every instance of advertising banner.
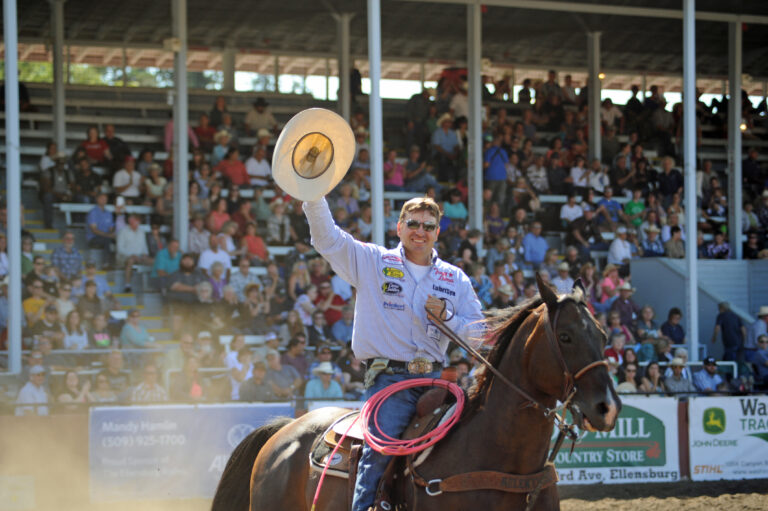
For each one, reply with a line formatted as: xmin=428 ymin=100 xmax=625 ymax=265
xmin=689 ymin=396 xmax=768 ymax=481
xmin=89 ymin=403 xmax=293 ymax=501
xmin=555 ymin=396 xmax=680 ymax=484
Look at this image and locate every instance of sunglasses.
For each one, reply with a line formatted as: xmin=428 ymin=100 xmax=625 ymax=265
xmin=405 ymin=219 xmax=437 ymax=232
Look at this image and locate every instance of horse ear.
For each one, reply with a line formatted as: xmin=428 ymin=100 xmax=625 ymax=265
xmin=536 ymin=272 xmax=558 ymax=311
xmin=572 ymin=278 xmax=586 ymax=300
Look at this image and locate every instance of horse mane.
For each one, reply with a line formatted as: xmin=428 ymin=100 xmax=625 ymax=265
xmin=462 ymin=296 xmax=544 ymax=419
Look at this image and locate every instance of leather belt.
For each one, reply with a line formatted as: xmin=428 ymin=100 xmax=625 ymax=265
xmin=365 ymin=359 xmax=442 ymax=374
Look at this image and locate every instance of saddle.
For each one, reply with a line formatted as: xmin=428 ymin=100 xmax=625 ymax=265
xmin=309 ymin=387 xmax=455 ymax=480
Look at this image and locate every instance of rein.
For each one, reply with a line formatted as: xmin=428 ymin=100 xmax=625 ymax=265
xmin=422 ymin=300 xmax=609 ymax=510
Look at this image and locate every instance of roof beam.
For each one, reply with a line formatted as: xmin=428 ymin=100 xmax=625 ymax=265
xmin=399 ymin=0 xmax=768 ymax=25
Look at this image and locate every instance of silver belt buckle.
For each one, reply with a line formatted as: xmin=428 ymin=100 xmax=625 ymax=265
xmin=407 ymin=356 xmax=434 ymax=375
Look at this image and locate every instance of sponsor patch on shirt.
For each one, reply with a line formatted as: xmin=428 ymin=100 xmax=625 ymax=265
xmin=382 ymin=282 xmax=403 ymax=295
xmin=382 ymin=267 xmax=405 ymax=279
xmin=382 ymin=254 xmax=403 ymax=265
xmin=433 ymin=268 xmax=454 ymax=283
xmin=432 ymin=284 xmax=456 ymax=296
xmin=383 ymin=301 xmax=405 ymax=311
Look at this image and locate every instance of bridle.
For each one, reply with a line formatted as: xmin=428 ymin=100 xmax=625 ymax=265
xmin=426 ymin=298 xmax=608 ymax=419
xmin=425 ymin=298 xmax=610 ymax=510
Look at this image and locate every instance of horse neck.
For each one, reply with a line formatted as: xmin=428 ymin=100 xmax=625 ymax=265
xmin=454 ymin=310 xmax=559 ymax=474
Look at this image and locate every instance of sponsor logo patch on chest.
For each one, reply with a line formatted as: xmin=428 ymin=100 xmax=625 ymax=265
xmin=383 ymin=301 xmax=406 ymax=311
xmin=382 ymin=282 xmax=403 ymax=295
xmin=382 ymin=254 xmax=403 ymax=265
xmin=433 ymin=268 xmax=454 ymax=283
xmin=432 ymin=284 xmax=455 ymax=296
xmin=383 ymin=267 xmax=405 ymax=279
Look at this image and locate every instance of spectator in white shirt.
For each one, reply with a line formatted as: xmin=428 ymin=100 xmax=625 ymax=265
xmin=607 ymin=226 xmax=633 ymax=275
xmin=116 ymin=214 xmax=152 ymax=292
xmin=551 ymin=262 xmax=575 ymax=295
xmin=112 ymin=156 xmax=144 ymax=203
xmin=559 ymin=193 xmax=584 ymax=227
xmin=197 ymin=234 xmax=232 ymax=278
xmin=245 ymin=144 xmax=272 ymax=187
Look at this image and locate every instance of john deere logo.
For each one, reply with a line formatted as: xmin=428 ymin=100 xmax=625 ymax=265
xmin=703 ymin=408 xmax=726 ymax=435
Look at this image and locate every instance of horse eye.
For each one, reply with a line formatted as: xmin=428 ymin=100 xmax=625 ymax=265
xmin=558 ymin=333 xmax=571 ymax=344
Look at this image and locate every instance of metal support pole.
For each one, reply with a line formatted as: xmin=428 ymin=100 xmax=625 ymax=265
xmin=4 ymin=0 xmax=22 ymax=374
xmin=325 ymin=58 xmax=331 ymax=100
xmin=51 ymin=0 xmax=66 ymax=151
xmin=727 ymin=21 xmax=743 ymax=260
xmin=66 ymin=44 xmax=71 ymax=83
xmin=172 ymin=0 xmax=189 ymax=251
xmin=467 ymin=2 xmax=483 ymax=232
xmin=367 ymin=0 xmax=384 ymax=246
xmin=122 ymin=47 xmax=128 ymax=86
xmin=587 ymin=32 xmax=601 ymax=162
xmin=337 ymin=13 xmax=353 ymax=121
xmin=272 ymin=56 xmax=279 ymax=92
xmin=222 ymin=46 xmax=236 ymax=91
xmin=420 ymin=62 xmax=426 ymax=90
xmin=683 ymin=0 xmax=699 ymax=361
xmin=641 ymin=73 xmax=647 ymax=97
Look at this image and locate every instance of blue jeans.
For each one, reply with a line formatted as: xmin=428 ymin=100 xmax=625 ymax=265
xmin=352 ymin=370 xmax=440 ymax=511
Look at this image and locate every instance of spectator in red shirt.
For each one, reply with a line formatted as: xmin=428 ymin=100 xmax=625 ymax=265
xmin=231 ymin=201 xmax=256 ymax=237
xmin=215 ymin=148 xmax=249 ymax=187
xmin=194 ymin=113 xmax=217 ymax=152
xmin=313 ymin=280 xmax=346 ymax=326
xmin=242 ymin=222 xmax=268 ymax=264
xmin=80 ymin=126 xmax=112 ymax=165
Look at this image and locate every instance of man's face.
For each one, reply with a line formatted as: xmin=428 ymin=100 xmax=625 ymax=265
xmin=181 ymin=256 xmax=195 ymax=272
xmin=128 ymin=216 xmax=140 ymax=230
xmin=397 ymin=209 xmax=439 ymax=259
xmin=97 ymin=194 xmax=108 ymax=207
xmin=705 ymin=363 xmax=717 ymax=375
xmin=313 ymin=313 xmax=326 ymax=327
xmin=239 ymin=259 xmax=250 ymax=274
xmin=22 ymin=238 xmax=32 ymax=253
xmin=30 ymin=371 xmax=46 ymax=387
xmin=318 ymin=282 xmax=332 ymax=297
xmin=105 ymin=125 xmax=115 ymax=138
xmin=125 ymin=159 xmax=135 ymax=172
xmin=30 ymin=281 xmax=44 ymax=297
xmin=531 ymin=223 xmax=542 ymax=237
xmin=672 ymin=365 xmax=683 ymax=377
xmin=342 ymin=308 xmax=354 ymax=323
xmin=209 ymin=235 xmax=219 ymax=250
xmin=63 ymin=232 xmax=75 ymax=249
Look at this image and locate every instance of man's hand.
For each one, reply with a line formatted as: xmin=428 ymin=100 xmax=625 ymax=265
xmin=425 ymin=295 xmax=447 ymax=321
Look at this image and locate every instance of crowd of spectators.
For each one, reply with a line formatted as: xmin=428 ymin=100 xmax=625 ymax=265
xmin=5 ymin=70 xmax=768 ymax=414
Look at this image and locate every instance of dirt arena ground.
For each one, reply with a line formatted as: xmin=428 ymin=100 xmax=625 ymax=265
xmin=559 ymin=478 xmax=768 ymax=511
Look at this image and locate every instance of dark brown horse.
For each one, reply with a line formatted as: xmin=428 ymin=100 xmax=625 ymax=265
xmin=212 ymin=277 xmax=620 ymax=510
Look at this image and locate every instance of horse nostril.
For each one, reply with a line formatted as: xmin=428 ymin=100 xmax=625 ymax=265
xmin=596 ymin=401 xmax=609 ymax=416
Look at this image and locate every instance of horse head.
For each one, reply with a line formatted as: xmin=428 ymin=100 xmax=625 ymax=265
xmin=528 ymin=273 xmax=621 ymax=432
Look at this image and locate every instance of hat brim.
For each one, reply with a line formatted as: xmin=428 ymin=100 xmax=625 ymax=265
xmin=272 ymin=108 xmax=355 ymax=202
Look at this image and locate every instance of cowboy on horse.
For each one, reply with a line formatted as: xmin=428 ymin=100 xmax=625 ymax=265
xmin=212 ymin=109 xmax=620 ymax=511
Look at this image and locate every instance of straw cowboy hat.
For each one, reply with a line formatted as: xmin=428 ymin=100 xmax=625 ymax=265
xmin=437 ymin=113 xmax=453 ymax=127
xmin=312 ymin=361 xmax=335 ymax=376
xmin=271 ymin=108 xmax=355 ymax=202
xmin=616 ymin=282 xmax=636 ymax=293
xmin=214 ymin=130 xmax=231 ymax=143
xmin=669 ymin=357 xmax=686 ymax=367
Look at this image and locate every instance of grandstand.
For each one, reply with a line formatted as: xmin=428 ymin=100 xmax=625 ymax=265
xmin=1 ymin=0 xmax=768 ymax=508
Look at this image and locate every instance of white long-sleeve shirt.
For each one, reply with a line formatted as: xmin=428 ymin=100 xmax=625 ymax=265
xmin=303 ymin=199 xmax=484 ymax=363
xmin=116 ymin=226 xmax=148 ymax=258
